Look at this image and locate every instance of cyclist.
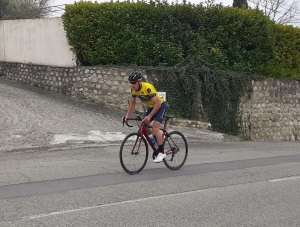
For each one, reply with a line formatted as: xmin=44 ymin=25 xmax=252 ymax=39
xmin=124 ymin=71 xmax=167 ymax=163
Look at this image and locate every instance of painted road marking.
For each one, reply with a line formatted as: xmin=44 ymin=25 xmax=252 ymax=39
xmin=51 ymin=130 xmax=126 ymax=144
xmin=269 ymin=176 xmax=300 ymax=182
xmin=23 ymin=189 xmax=206 ymax=220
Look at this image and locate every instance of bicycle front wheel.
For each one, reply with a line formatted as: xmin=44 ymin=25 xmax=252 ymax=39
xmin=119 ymin=132 xmax=148 ymax=175
xmin=163 ymin=131 xmax=188 ymax=170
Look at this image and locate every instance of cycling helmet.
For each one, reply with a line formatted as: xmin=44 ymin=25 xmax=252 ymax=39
xmin=128 ymin=71 xmax=143 ymax=81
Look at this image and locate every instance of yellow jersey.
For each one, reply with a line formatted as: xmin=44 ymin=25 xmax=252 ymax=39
xmin=131 ymin=82 xmax=163 ymax=108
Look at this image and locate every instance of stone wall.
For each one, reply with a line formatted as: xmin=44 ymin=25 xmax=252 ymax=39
xmin=1 ymin=61 xmax=299 ymax=141
xmin=239 ymin=79 xmax=300 ymax=141
xmin=0 ymin=62 xmax=146 ymax=112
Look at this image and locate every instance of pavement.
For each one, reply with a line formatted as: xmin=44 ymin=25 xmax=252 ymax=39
xmin=0 ymin=76 xmax=239 ymax=153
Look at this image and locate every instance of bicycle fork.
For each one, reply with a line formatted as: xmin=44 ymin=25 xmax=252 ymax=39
xmin=131 ymin=135 xmax=142 ymax=155
xmin=166 ymin=137 xmax=179 ymax=161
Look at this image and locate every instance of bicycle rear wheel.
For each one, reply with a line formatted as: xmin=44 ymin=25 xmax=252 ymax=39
xmin=119 ymin=132 xmax=148 ymax=175
xmin=163 ymin=131 xmax=188 ymax=170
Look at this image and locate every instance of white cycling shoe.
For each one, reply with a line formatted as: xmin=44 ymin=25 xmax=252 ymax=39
xmin=153 ymin=153 xmax=166 ymax=163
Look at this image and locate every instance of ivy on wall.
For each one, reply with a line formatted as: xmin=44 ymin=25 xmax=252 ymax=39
xmin=146 ymin=67 xmax=201 ymax=120
xmin=145 ymin=63 xmax=252 ymax=135
xmin=199 ymin=70 xmax=252 ymax=135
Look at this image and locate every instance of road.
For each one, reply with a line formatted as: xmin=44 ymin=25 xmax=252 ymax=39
xmin=1 ymin=141 xmax=300 ymax=226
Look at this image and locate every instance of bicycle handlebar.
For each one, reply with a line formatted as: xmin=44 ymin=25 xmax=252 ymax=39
xmin=122 ymin=116 xmax=142 ymax=127
xmin=123 ymin=115 xmax=174 ymax=129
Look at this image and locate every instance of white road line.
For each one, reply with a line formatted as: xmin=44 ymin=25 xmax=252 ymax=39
xmin=23 ymin=175 xmax=300 ymax=220
xmin=269 ymin=176 xmax=300 ymax=182
xmin=23 ymin=189 xmax=203 ymax=220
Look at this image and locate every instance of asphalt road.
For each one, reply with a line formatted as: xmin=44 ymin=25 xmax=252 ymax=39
xmin=1 ymin=76 xmax=300 ymax=226
xmin=1 ymin=141 xmax=300 ymax=226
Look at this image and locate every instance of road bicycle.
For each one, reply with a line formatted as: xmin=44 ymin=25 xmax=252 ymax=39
xmin=120 ymin=115 xmax=188 ymax=175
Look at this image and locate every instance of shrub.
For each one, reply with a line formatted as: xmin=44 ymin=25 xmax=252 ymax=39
xmin=62 ymin=1 xmax=276 ymax=74
xmin=258 ymin=24 xmax=300 ymax=79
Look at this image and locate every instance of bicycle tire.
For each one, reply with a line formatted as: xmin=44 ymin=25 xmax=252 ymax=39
xmin=163 ymin=131 xmax=188 ymax=170
xmin=119 ymin=132 xmax=148 ymax=175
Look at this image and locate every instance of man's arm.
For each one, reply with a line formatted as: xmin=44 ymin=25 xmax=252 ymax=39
xmin=125 ymin=97 xmax=136 ymax=120
xmin=143 ymin=96 xmax=161 ymax=123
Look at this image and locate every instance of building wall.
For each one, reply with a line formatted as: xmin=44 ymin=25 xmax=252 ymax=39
xmin=0 ymin=18 xmax=75 ymax=67
xmin=0 ymin=21 xmax=5 ymax=61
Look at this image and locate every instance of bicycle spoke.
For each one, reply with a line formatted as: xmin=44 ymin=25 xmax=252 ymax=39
xmin=163 ymin=131 xmax=188 ymax=170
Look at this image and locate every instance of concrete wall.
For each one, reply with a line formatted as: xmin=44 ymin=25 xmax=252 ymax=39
xmin=1 ymin=62 xmax=299 ymax=141
xmin=0 ymin=18 xmax=75 ymax=67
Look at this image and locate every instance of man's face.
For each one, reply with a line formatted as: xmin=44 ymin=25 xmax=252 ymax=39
xmin=130 ymin=81 xmax=140 ymax=91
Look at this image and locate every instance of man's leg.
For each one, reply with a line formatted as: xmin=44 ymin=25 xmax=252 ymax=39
xmin=153 ymin=120 xmax=166 ymax=162
xmin=143 ymin=108 xmax=153 ymax=135
xmin=152 ymin=121 xmax=163 ymax=147
xmin=153 ymin=102 xmax=167 ymax=163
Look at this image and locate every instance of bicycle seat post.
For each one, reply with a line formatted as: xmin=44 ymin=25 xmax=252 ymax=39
xmin=163 ymin=117 xmax=169 ymax=129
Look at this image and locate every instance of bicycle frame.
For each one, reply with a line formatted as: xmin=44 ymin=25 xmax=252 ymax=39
xmin=124 ymin=117 xmax=174 ymax=157
xmin=140 ymin=122 xmax=167 ymax=156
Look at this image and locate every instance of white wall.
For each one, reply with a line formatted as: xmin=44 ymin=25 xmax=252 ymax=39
xmin=0 ymin=18 xmax=75 ymax=67
xmin=0 ymin=21 xmax=5 ymax=61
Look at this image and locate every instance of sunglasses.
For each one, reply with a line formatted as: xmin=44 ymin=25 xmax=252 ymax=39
xmin=130 ymin=81 xmax=138 ymax=85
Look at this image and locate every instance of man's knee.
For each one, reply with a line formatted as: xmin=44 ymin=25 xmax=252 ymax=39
xmin=152 ymin=123 xmax=161 ymax=133
xmin=152 ymin=127 xmax=159 ymax=134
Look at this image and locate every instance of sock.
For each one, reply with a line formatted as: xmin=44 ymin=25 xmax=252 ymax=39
xmin=158 ymin=145 xmax=164 ymax=154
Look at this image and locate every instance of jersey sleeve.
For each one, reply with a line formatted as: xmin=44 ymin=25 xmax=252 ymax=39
xmin=131 ymin=89 xmax=137 ymax=98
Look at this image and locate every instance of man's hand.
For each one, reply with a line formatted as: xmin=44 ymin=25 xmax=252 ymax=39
xmin=142 ymin=115 xmax=151 ymax=125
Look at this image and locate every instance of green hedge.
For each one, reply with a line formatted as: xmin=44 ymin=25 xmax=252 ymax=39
xmin=62 ymin=1 xmax=277 ymax=74
xmin=198 ymin=7 xmax=275 ymax=72
xmin=258 ymin=24 xmax=300 ymax=79
xmin=62 ymin=1 xmax=195 ymax=66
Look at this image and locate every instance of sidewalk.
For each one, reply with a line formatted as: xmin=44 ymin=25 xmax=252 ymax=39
xmin=0 ymin=77 xmax=239 ymax=152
